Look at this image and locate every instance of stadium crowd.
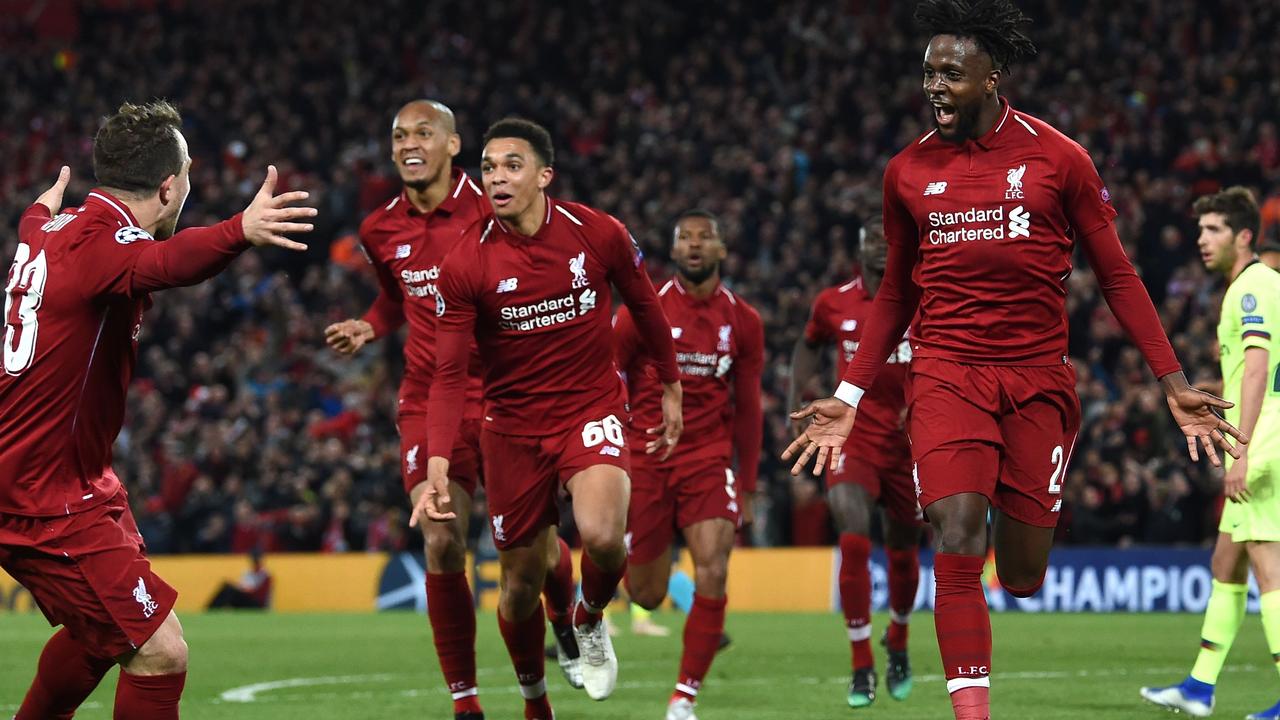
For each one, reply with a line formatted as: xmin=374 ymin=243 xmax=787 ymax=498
xmin=3 ymin=0 xmax=1279 ymax=553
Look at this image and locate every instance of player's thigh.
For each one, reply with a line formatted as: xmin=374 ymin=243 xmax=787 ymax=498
xmin=994 ymin=366 xmax=1079 ymax=528
xmin=626 ymin=554 xmax=673 ymax=609
xmin=992 ymin=510 xmax=1054 ymax=589
xmin=565 ymin=463 xmax=631 ymax=549
xmin=1209 ymin=531 xmax=1250 ymax=584
xmin=8 ymin=495 xmax=178 ymax=660
xmin=1246 ymin=540 xmax=1280 ymax=594
xmin=480 ymin=430 xmax=560 ymax=551
xmin=826 ymin=478 xmax=873 ymax=536
xmin=625 ymin=455 xmax=677 ymax=567
xmin=681 ymin=518 xmax=735 ymax=571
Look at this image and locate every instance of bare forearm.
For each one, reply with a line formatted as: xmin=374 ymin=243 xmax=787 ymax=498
xmin=789 ymin=339 xmax=822 ymax=410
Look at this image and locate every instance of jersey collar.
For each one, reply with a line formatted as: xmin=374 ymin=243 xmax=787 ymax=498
xmin=84 ymin=189 xmax=141 ymax=227
xmin=401 ymin=167 xmax=472 ymax=217
xmin=972 ymin=97 xmax=1013 ymax=151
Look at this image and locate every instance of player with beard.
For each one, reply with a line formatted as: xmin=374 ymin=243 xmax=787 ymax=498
xmin=614 ymin=209 xmax=763 ymax=720
xmin=784 ymin=2 xmax=1246 ymax=718
xmin=2 ymin=100 xmax=314 ymax=720
xmin=790 ymin=209 xmax=922 ymax=708
xmin=325 ymin=101 xmax=581 ymax=719
xmin=418 ymin=118 xmax=682 ymax=719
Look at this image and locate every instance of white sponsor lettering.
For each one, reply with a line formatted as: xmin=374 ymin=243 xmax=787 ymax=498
xmin=400 ymin=265 xmax=440 ymax=298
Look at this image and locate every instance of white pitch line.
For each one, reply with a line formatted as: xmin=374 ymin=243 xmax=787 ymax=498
xmin=214 ymin=664 xmax=1261 ymax=704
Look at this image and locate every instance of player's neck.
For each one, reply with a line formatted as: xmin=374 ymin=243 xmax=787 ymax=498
xmin=510 ymin=192 xmax=548 ymax=237
xmin=677 ymin=271 xmax=720 ymax=299
xmin=1228 ymin=253 xmax=1257 ymax=284
xmin=104 ymin=187 xmax=162 ymax=235
xmin=404 ymin=168 xmax=453 ymax=214
xmin=969 ymin=95 xmax=1005 ymax=141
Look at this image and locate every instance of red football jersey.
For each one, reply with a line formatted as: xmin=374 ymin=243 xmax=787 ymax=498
xmin=359 ymin=169 xmax=486 ymax=414
xmin=804 ymin=276 xmax=909 ymax=443
xmin=843 ymin=99 xmax=1179 ymax=393
xmin=1 ymin=193 xmax=247 ymax=517
xmin=427 ymin=197 xmax=679 ymax=452
xmin=615 ymin=278 xmax=764 ymax=491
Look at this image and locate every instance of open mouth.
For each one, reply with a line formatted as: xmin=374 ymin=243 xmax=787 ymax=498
xmin=401 ymin=157 xmax=425 ymax=167
xmin=933 ymin=102 xmax=957 ymax=128
xmin=491 ymin=191 xmax=514 ymax=208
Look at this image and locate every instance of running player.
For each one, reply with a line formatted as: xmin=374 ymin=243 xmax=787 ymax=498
xmin=2 ymin=100 xmax=314 ymax=720
xmin=417 ymin=118 xmax=682 ymax=720
xmin=324 ymin=101 xmax=580 ymax=720
xmin=791 ymin=209 xmax=922 ymax=707
xmin=1141 ymin=187 xmax=1280 ymax=720
xmin=784 ymin=3 xmax=1246 ymax=718
xmin=615 ymin=208 xmax=763 ymax=720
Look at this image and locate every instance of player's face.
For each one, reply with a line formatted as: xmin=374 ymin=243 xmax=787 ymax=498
xmin=391 ymin=105 xmax=459 ymax=191
xmin=671 ymin=216 xmax=726 ymax=284
xmin=923 ymin=34 xmax=998 ymax=142
xmin=155 ymin=130 xmax=192 ymax=240
xmin=1197 ymin=212 xmax=1243 ymax=274
xmin=480 ymin=138 xmax=553 ymax=225
xmin=858 ymin=218 xmax=887 ymax=273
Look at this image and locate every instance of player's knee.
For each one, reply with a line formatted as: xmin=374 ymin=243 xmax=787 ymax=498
xmin=693 ymin=557 xmax=730 ymax=597
xmin=998 ymin=569 xmax=1045 ymax=598
xmin=934 ymin=526 xmax=985 ymax=556
xmin=629 ymin=582 xmax=667 ymax=611
xmin=577 ymin=521 xmax=625 ymax=561
xmin=423 ymin=524 xmax=466 ymax=573
xmin=128 ymin=614 xmax=188 ymax=674
xmin=500 ymin=573 xmax=544 ymax=618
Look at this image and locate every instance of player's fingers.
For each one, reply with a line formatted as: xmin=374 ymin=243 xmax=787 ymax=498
xmin=268 ymin=195 xmax=315 ymax=211
xmin=646 ymin=423 xmax=665 ymax=436
xmin=1186 ymin=436 xmax=1199 ymax=462
xmin=409 ymin=501 xmax=423 ymax=528
xmin=1199 ymin=391 xmax=1234 ymax=410
xmin=266 ymin=236 xmax=309 ymax=252
xmin=1201 ymin=435 xmax=1222 ymax=467
xmin=789 ymin=404 xmax=817 ymax=420
xmin=1218 ymin=419 xmax=1249 ymax=445
xmin=258 ymin=165 xmax=278 ymax=198
xmin=267 ymin=221 xmax=315 ymax=234
xmin=817 ymin=445 xmax=832 ymax=473
xmin=1215 ymin=431 xmax=1243 ymax=460
xmin=781 ymin=434 xmax=808 ymax=460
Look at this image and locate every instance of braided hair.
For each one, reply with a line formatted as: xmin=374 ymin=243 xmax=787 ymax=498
xmin=914 ymin=0 xmax=1037 ymax=71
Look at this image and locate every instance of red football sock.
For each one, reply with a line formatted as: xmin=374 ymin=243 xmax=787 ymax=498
xmin=838 ymin=533 xmax=873 ymax=670
xmin=578 ymin=550 xmax=626 ymax=623
xmin=674 ymin=594 xmax=728 ymax=702
xmin=425 ymin=571 xmax=481 ymax=714
xmin=886 ymin=547 xmax=920 ymax=652
xmin=934 ymin=553 xmax=991 ymax=720
xmin=113 ymin=671 xmax=186 ymax=720
xmin=16 ymin=627 xmax=115 ymax=720
xmin=544 ymin=536 xmax=576 ymax=629
xmin=498 ymin=602 xmax=549 ymax=712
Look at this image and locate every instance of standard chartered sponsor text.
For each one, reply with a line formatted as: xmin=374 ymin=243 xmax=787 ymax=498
xmin=928 ymin=206 xmax=1006 ymax=245
xmin=500 ymin=292 xmax=585 ymax=331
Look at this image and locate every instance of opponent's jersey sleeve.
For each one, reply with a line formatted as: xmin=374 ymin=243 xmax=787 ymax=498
xmin=605 ymin=220 xmax=678 ymax=384
xmin=77 ymin=215 xmax=248 ymax=299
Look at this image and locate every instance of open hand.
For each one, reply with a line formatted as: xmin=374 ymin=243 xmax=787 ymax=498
xmin=242 ymin=165 xmax=317 ymax=251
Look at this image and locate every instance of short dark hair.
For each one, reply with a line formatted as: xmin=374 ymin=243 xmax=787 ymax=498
xmin=93 ymin=100 xmax=186 ymax=194
xmin=1193 ymin=186 xmax=1261 ymax=246
xmin=673 ymin=208 xmax=722 ymax=238
xmin=914 ymin=0 xmax=1037 ymax=72
xmin=482 ymin=117 xmax=554 ymax=167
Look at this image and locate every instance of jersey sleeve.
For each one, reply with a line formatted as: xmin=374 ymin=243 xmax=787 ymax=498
xmin=612 ymin=305 xmax=643 ymax=375
xmin=1060 ymin=140 xmax=1119 ymax=238
xmin=606 ymin=221 xmax=679 ymax=384
xmin=426 ymin=244 xmax=481 ymax=461
xmin=358 ymin=238 xmax=406 ymax=338
xmin=732 ymin=302 xmax=765 ymax=493
xmin=1234 ymin=273 xmax=1278 ymax=352
xmin=76 ymin=215 xmax=249 ymax=299
xmin=840 ymin=158 xmax=922 ymax=398
xmin=803 ymin=292 xmax=833 ymax=345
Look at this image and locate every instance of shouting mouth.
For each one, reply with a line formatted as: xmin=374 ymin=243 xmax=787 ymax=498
xmin=933 ymin=101 xmax=957 ymax=129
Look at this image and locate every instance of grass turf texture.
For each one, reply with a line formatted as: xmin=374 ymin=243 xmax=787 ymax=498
xmin=2 ymin=610 xmax=1277 ymax=719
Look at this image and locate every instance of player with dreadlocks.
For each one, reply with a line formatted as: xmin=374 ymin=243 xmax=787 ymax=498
xmin=785 ymin=2 xmax=1247 ymax=718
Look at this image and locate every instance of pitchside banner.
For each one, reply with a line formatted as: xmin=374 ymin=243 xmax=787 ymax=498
xmin=857 ymin=547 xmax=1265 ymax=614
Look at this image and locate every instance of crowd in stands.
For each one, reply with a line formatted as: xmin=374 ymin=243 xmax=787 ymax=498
xmin=3 ymin=0 xmax=1279 ymax=553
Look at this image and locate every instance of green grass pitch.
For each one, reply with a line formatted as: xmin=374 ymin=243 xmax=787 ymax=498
xmin=2 ymin=610 xmax=1278 ymax=718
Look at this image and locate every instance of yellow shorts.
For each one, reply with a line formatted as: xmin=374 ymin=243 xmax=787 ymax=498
xmin=1219 ymin=457 xmax=1280 ymax=542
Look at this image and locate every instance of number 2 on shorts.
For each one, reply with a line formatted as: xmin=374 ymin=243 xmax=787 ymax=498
xmin=1048 ymin=444 xmax=1064 ymax=494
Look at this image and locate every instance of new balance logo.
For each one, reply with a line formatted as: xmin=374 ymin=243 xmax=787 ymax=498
xmin=671 ymin=327 xmax=683 ymax=339
xmin=598 ymin=445 xmax=621 ymax=457
xmin=923 ymin=181 xmax=948 ymax=196
xmin=496 ymin=277 xmax=519 ymax=293
xmin=1008 ymin=206 xmax=1030 ymax=238
xmin=394 ymin=244 xmax=411 ymax=259
xmin=134 ymin=578 xmax=158 ymax=618
xmin=840 ymin=319 xmax=858 ymax=332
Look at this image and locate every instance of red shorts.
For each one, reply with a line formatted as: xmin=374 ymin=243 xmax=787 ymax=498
xmin=828 ymin=434 xmax=921 ymax=526
xmin=626 ymin=446 xmax=740 ymax=565
xmin=0 ymin=488 xmax=177 ymax=658
xmin=399 ymin=414 xmax=482 ymax=497
xmin=480 ymin=411 xmax=631 ymax=550
xmin=908 ymin=357 xmax=1080 ymax=528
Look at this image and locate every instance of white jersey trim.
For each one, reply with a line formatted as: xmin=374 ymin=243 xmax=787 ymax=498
xmin=87 ymin=192 xmax=133 ymax=226
xmin=555 ymin=205 xmax=584 ymax=226
xmin=947 ymin=677 xmax=991 ymax=693
xmin=479 ymin=219 xmax=495 ymax=244
xmin=1012 ymin=114 xmax=1039 ymax=136
xmin=835 ymin=381 xmax=866 ymax=408
xmin=385 ymin=196 xmax=400 ymax=211
xmin=918 ymin=129 xmax=938 ymax=145
xmin=993 ymin=103 xmax=1012 ymax=134
xmin=70 ymin=309 xmax=109 ymax=436
xmin=450 ymin=173 xmax=468 ymax=199
xmin=718 ymin=285 xmax=737 ymax=305
xmin=658 ymin=279 xmax=676 ymax=296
